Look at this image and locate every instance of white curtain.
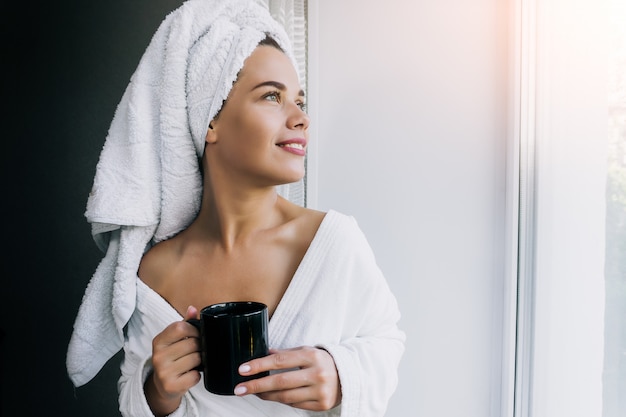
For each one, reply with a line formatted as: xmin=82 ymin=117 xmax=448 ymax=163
xmin=257 ymin=0 xmax=307 ymax=88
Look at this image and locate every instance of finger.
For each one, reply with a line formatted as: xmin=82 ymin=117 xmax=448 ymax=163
xmin=152 ymin=367 xmax=202 ymax=398
xmin=239 ymin=347 xmax=316 ymax=377
xmin=173 ymin=354 xmax=202 ymax=377
xmin=170 ymin=338 xmax=202 ymax=371
xmin=290 ymin=400 xmax=333 ymax=411
xmin=256 ymin=385 xmax=312 ymax=404
xmin=153 ymin=346 xmax=201 ymax=375
xmin=152 ymin=348 xmax=202 ymax=389
xmin=235 ymin=367 xmax=311 ymax=397
xmin=255 ymin=383 xmax=337 ymax=411
xmin=177 ymin=369 xmax=202 ymax=388
xmin=155 ymin=321 xmax=200 ymax=347
xmin=153 ymin=336 xmax=201 ymax=367
xmin=184 ymin=305 xmax=199 ymax=321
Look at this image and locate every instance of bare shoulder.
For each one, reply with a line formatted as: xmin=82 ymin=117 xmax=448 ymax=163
xmin=137 ymin=237 xmax=181 ymax=290
xmin=296 ymin=205 xmax=326 ymax=227
xmin=278 ymin=196 xmax=324 ymax=224
xmin=278 ymin=200 xmax=327 ymax=246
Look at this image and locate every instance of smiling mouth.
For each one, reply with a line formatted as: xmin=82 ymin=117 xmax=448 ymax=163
xmin=278 ymin=143 xmax=305 ymax=151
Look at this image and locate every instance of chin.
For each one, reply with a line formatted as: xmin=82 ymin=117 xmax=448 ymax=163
xmin=262 ymin=163 xmax=305 ymax=186
xmin=273 ymin=174 xmax=304 ymax=188
xmin=280 ymin=165 xmax=305 ymax=182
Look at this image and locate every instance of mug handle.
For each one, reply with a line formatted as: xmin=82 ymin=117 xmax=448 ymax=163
xmin=186 ymin=318 xmax=204 ymax=372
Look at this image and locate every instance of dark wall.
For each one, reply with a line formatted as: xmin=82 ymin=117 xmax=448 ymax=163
xmin=1 ymin=1 xmax=182 ymax=415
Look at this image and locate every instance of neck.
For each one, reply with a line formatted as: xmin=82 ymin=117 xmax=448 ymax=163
xmin=194 ymin=173 xmax=284 ymax=250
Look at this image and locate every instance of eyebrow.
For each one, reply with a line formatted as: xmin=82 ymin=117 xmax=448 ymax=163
xmin=252 ymin=81 xmax=305 ymax=97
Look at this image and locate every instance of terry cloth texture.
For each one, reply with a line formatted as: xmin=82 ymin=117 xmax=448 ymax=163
xmin=66 ymin=0 xmax=302 ymax=387
xmin=117 ymin=211 xmax=405 ymax=417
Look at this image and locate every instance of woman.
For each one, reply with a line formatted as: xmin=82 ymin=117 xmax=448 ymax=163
xmin=67 ymin=1 xmax=404 ymax=416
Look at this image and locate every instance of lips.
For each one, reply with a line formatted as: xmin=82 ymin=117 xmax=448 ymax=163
xmin=281 ymin=143 xmax=305 ymax=150
xmin=276 ymin=138 xmax=307 ymax=155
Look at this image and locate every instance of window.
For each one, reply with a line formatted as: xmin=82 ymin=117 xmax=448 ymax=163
xmin=514 ymin=0 xmax=626 ymax=416
xmin=604 ymin=1 xmax=626 ymax=415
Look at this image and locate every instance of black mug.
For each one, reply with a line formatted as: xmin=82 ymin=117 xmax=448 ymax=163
xmin=188 ymin=301 xmax=269 ymax=395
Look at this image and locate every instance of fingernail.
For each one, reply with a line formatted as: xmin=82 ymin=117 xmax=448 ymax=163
xmin=239 ymin=364 xmax=251 ymax=374
xmin=234 ymin=385 xmax=247 ymax=396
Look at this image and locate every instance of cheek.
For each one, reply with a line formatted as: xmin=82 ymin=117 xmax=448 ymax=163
xmin=217 ymin=114 xmax=273 ymax=161
xmin=232 ymin=110 xmax=278 ymax=144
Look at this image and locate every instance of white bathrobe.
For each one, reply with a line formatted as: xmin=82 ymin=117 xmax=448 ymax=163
xmin=118 ymin=210 xmax=405 ymax=417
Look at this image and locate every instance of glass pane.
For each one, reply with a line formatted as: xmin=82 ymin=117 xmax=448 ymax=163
xmin=604 ymin=0 xmax=626 ymax=415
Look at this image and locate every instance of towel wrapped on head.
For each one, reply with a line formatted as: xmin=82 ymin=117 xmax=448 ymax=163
xmin=67 ymin=0 xmax=302 ymax=387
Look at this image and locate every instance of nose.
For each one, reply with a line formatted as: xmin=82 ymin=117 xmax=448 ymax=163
xmin=287 ymin=102 xmax=310 ymax=130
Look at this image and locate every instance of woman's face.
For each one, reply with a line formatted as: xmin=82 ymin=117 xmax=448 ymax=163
xmin=206 ymin=45 xmax=309 ymax=187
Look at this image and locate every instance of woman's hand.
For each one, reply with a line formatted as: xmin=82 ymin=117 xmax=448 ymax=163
xmin=234 ymin=346 xmax=342 ymax=411
xmin=144 ymin=306 xmax=202 ymax=417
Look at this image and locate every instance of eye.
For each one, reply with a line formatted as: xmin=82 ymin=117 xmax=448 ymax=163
xmin=297 ymin=101 xmax=307 ymax=112
xmin=263 ymin=91 xmax=281 ymax=103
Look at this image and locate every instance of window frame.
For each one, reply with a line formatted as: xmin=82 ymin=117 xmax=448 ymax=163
xmin=512 ymin=0 xmax=609 ymax=416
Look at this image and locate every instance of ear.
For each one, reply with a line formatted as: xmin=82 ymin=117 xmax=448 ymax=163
xmin=205 ymin=121 xmax=218 ymax=144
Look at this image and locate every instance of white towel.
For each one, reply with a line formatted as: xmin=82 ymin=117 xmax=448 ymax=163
xmin=67 ymin=0 xmax=302 ymax=387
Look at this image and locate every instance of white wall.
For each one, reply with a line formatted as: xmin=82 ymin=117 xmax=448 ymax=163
xmin=307 ymin=1 xmax=510 ymax=416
